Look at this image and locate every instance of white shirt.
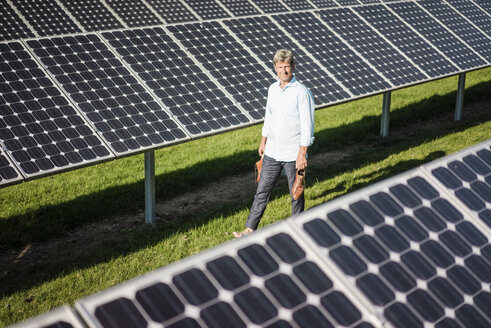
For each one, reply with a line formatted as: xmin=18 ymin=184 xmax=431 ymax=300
xmin=262 ymin=76 xmax=315 ymax=162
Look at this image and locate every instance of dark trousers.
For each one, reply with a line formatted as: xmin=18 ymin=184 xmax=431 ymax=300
xmin=246 ymin=155 xmax=304 ymax=230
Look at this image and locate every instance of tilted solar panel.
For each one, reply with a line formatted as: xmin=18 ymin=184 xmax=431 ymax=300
xmin=355 ymin=4 xmax=460 ymax=78
xmin=58 ymin=0 xmax=124 ymax=32
xmin=219 ymin=0 xmax=261 ymax=16
xmin=0 ymin=1 xmax=35 ymax=41
xmin=336 ymin=0 xmax=362 ymax=6
xmin=104 ymin=0 xmax=163 ymax=28
xmin=101 ymin=27 xmax=252 ymax=137
xmin=446 ymin=0 xmax=491 ymax=37
xmin=9 ymin=0 xmax=82 ymax=37
xmin=250 ymin=0 xmax=289 ymax=13
xmin=273 ymin=11 xmax=391 ymax=97
xmin=11 ymin=305 xmax=85 ymax=328
xmin=0 ymin=41 xmax=113 ymax=178
xmin=418 ymin=0 xmax=491 ymax=63
xmin=25 ymin=34 xmax=188 ymax=155
xmin=309 ymin=0 xmax=338 ymax=8
xmin=183 ymin=0 xmax=231 ymax=20
xmin=473 ymin=0 xmax=491 ymax=16
xmin=282 ymin=0 xmax=315 ymax=10
xmin=224 ymin=15 xmax=350 ymax=105
xmin=145 ymin=0 xmax=198 ymax=23
xmin=317 ymin=7 xmax=427 ymax=87
xmin=389 ymin=1 xmax=487 ymax=70
xmin=0 ymin=148 xmax=22 ymax=187
xmin=168 ymin=21 xmax=275 ymax=120
xmin=76 ymin=222 xmax=379 ymax=327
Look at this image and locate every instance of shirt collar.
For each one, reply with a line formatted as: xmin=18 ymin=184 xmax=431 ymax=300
xmin=276 ymin=75 xmax=298 ymax=90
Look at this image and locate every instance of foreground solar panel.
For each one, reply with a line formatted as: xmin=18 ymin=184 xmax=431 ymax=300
xmin=317 ymin=7 xmax=427 ymax=87
xmin=0 ymin=1 xmax=35 ymax=41
xmin=183 ymin=0 xmax=231 ymax=20
xmin=418 ymin=0 xmax=491 ymax=63
xmin=446 ymin=0 xmax=491 ymax=37
xmin=73 ymin=139 xmax=491 ymax=328
xmin=76 ymin=222 xmax=378 ymax=328
xmin=145 ymin=0 xmax=197 ymax=23
xmin=102 ymin=27 xmax=252 ymax=136
xmin=9 ymin=0 xmax=82 ymax=37
xmin=355 ymin=4 xmax=459 ymax=78
xmin=274 ymin=11 xmax=391 ymax=97
xmin=224 ymin=15 xmax=350 ymax=105
xmin=219 ymin=0 xmax=261 ymax=16
xmin=0 ymin=41 xmax=113 ymax=177
xmin=168 ymin=21 xmax=274 ymax=120
xmin=58 ymin=0 xmax=124 ymax=32
xmin=26 ymin=34 xmax=188 ymax=155
xmin=104 ymin=0 xmax=163 ymax=28
xmin=388 ymin=1 xmax=487 ymax=70
xmin=11 ymin=306 xmax=85 ymax=328
xmin=0 ymin=149 xmax=22 ymax=187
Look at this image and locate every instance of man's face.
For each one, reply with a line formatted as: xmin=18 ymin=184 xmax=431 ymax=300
xmin=274 ymin=61 xmax=294 ymax=85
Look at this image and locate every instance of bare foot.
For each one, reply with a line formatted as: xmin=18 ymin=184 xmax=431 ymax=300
xmin=232 ymin=228 xmax=254 ymax=238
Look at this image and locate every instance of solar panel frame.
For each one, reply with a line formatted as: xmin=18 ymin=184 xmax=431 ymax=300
xmin=24 ymin=33 xmax=190 ymax=156
xmin=0 ymin=148 xmax=23 ymax=187
xmin=101 ymin=26 xmax=254 ymax=137
xmin=388 ymin=1 xmax=488 ymax=71
xmin=0 ymin=40 xmax=115 ymax=179
xmin=10 ymin=305 xmax=86 ymax=328
xmin=75 ymin=220 xmax=379 ymax=328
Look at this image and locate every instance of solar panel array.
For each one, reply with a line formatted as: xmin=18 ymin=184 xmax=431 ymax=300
xmin=14 ymin=139 xmax=490 ymax=327
xmin=0 ymin=0 xmax=489 ymax=188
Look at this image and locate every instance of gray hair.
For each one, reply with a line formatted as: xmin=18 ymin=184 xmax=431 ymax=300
xmin=273 ymin=49 xmax=294 ymax=65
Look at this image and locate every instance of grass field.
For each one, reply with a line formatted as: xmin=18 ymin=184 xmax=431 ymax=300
xmin=1 ymin=67 xmax=490 ymax=326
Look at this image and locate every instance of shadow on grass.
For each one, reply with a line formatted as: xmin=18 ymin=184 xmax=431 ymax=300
xmin=0 ymin=79 xmax=490 ymax=298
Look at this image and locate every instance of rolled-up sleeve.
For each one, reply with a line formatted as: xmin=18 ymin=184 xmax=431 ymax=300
xmin=299 ymin=88 xmax=315 ymax=147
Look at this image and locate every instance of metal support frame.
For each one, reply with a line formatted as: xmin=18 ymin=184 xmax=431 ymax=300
xmin=144 ymin=150 xmax=156 ymax=224
xmin=380 ymin=91 xmax=391 ymax=138
xmin=455 ymin=73 xmax=466 ymax=121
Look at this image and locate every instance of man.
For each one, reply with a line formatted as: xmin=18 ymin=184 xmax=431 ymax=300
xmin=233 ymin=49 xmax=315 ymax=238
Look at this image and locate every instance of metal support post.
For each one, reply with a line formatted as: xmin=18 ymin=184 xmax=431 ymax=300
xmin=455 ymin=73 xmax=466 ymax=121
xmin=144 ymin=150 xmax=156 ymax=224
xmin=380 ymin=92 xmax=391 ymax=138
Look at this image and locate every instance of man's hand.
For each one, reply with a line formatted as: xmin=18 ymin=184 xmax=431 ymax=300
xmin=296 ymin=146 xmax=308 ymax=170
xmin=258 ymin=136 xmax=267 ymax=156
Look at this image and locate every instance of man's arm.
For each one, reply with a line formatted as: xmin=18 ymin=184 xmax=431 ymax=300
xmin=296 ymin=146 xmax=308 ymax=170
xmin=297 ymin=88 xmax=315 ymax=171
xmin=258 ymin=136 xmax=267 ymax=156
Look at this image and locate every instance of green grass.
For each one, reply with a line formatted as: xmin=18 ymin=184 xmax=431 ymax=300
xmin=1 ymin=67 xmax=490 ymax=326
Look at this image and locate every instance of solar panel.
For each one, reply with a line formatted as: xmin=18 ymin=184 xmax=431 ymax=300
xmin=446 ymin=0 xmax=491 ymax=37
xmin=11 ymin=306 xmax=85 ymax=328
xmin=388 ymin=1 xmax=487 ymax=70
xmin=219 ymin=0 xmax=261 ymax=16
xmin=473 ymin=0 xmax=491 ymax=16
xmin=101 ymin=27 xmax=252 ymax=136
xmin=58 ymin=0 xmax=124 ymax=32
xmin=317 ymin=8 xmax=427 ymax=87
xmin=25 ymin=34 xmax=188 ymax=155
xmin=290 ymin=142 xmax=491 ymax=328
xmin=359 ymin=0 xmax=382 ymax=4
xmin=417 ymin=0 xmax=491 ymax=63
xmin=336 ymin=0 xmax=362 ymax=6
xmin=273 ymin=11 xmax=391 ymax=96
xmin=0 ymin=41 xmax=113 ymax=178
xmin=355 ymin=4 xmax=459 ymax=78
xmin=224 ymin=15 xmax=350 ymax=105
xmin=76 ymin=222 xmax=379 ymax=328
xmin=309 ymin=0 xmax=338 ymax=8
xmin=425 ymin=141 xmax=491 ymax=230
xmin=183 ymin=0 xmax=231 ymax=20
xmin=0 ymin=149 xmax=22 ymax=187
xmin=168 ymin=21 xmax=274 ymax=120
xmin=250 ymin=0 xmax=289 ymax=13
xmin=9 ymin=0 xmax=82 ymax=37
xmin=282 ymin=0 xmax=314 ymax=10
xmin=104 ymin=0 xmax=163 ymax=28
xmin=145 ymin=0 xmax=198 ymax=23
xmin=0 ymin=1 xmax=35 ymax=41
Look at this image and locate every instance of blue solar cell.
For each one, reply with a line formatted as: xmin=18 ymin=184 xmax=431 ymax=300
xmin=235 ymin=287 xmax=277 ymax=324
xmin=95 ymin=298 xmax=147 ymax=328
xmin=318 ymin=8 xmax=426 ymax=87
xmin=206 ymin=255 xmax=250 ymax=290
xmin=0 ymin=150 xmax=22 ymax=186
xmin=135 ymin=283 xmax=184 ymax=323
xmin=321 ymin=291 xmax=362 ymax=325
xmin=357 ymin=273 xmax=395 ymax=306
xmin=201 ymin=302 xmax=246 ymax=328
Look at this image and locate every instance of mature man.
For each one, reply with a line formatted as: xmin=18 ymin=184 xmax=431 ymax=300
xmin=233 ymin=49 xmax=315 ymax=238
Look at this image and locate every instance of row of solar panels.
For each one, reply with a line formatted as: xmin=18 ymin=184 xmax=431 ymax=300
xmin=1 ymin=0 xmax=487 ymax=40
xmin=1 ymin=0 xmax=490 ymax=188
xmin=12 ymin=139 xmax=491 ymax=328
